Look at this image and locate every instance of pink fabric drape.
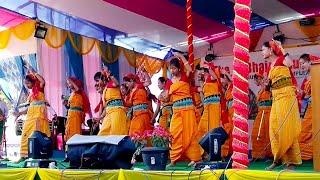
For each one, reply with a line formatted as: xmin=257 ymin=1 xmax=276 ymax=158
xmin=39 ymin=40 xmax=64 ymax=118
xmin=119 ymin=52 xmax=135 ymax=84
xmin=0 ymin=8 xmax=27 ymax=29
xmin=83 ymin=44 xmax=101 ymax=116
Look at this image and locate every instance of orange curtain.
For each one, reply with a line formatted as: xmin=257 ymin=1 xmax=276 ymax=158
xmin=136 ymin=54 xmax=163 ymax=75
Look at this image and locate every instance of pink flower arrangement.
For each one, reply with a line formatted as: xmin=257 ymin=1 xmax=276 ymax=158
xmin=151 ymin=126 xmax=172 ymax=148
xmin=130 ymin=126 xmax=172 ymax=163
xmin=131 ymin=126 xmax=172 ymax=148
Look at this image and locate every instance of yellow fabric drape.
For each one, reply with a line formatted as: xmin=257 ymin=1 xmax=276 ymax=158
xmin=11 ymin=20 xmax=35 ymax=40
xmin=118 ymin=170 xmax=222 ymax=180
xmin=121 ymin=47 xmax=136 ymax=67
xmin=82 ymin=36 xmax=96 ymax=55
xmin=0 ymin=168 xmax=37 ymax=180
xmin=0 ymin=20 xmax=35 ymax=49
xmin=0 ymin=30 xmax=10 ymax=49
xmin=1 ymin=168 xmax=320 ymax=180
xmin=97 ymin=41 xmax=120 ymax=64
xmin=136 ymin=54 xmax=163 ymax=74
xmin=37 ymin=169 xmax=119 ymax=180
xmin=225 ymin=169 xmax=320 ymax=180
xmin=67 ymin=32 xmax=96 ymax=55
xmin=0 ymin=19 xmax=167 ymax=76
xmin=45 ymin=26 xmax=67 ymax=48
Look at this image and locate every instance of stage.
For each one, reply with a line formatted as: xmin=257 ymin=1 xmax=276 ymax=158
xmin=0 ymin=157 xmax=318 ymax=180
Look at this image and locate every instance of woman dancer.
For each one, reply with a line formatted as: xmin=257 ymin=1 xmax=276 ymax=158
xmin=251 ymin=72 xmax=272 ymax=160
xmin=262 ymin=40 xmax=301 ymax=170
xmin=94 ymin=69 xmax=128 ymax=135
xmin=15 ymin=70 xmax=51 ymax=162
xmin=165 ymin=53 xmax=201 ymax=167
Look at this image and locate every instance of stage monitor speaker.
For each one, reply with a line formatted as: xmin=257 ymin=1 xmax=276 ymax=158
xmin=199 ymin=127 xmax=228 ymax=161
xmin=28 ymin=131 xmax=53 ymax=159
xmin=67 ymin=135 xmax=136 ymax=169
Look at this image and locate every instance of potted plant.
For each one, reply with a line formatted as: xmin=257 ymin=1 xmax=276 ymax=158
xmin=130 ymin=130 xmax=151 ymax=164
xmin=142 ymin=126 xmax=172 ymax=170
xmin=131 ymin=126 xmax=172 ymax=170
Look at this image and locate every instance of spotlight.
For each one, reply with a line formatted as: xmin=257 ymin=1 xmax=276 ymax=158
xmin=34 ymin=22 xmax=47 ymax=39
xmin=273 ymin=25 xmax=285 ymax=44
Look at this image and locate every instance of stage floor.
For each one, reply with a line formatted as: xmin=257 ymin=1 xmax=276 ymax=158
xmin=0 ymin=159 xmax=317 ymax=180
xmin=3 ymin=157 xmax=314 ymax=172
xmin=0 ymin=150 xmax=317 ymax=180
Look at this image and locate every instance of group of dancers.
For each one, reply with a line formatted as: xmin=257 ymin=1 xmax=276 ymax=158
xmin=13 ymin=38 xmax=316 ymax=171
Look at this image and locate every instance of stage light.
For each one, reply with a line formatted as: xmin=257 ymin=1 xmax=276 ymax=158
xmin=273 ymin=25 xmax=285 ymax=44
xmin=34 ymin=22 xmax=47 ymax=39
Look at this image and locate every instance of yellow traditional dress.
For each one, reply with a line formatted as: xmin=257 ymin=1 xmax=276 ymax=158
xmin=98 ymin=82 xmax=128 ymax=135
xmin=197 ymin=78 xmax=221 ymax=150
xmin=20 ymin=91 xmax=51 ymax=157
xmin=251 ymin=88 xmax=272 ymax=159
xmin=158 ymin=91 xmax=172 ymax=129
xmin=65 ymin=92 xmax=84 ymax=141
xmin=167 ymin=74 xmax=201 ymax=163
xmin=268 ymin=57 xmax=302 ymax=165
xmin=299 ymin=78 xmax=312 ymax=160
xmin=221 ymin=83 xmax=234 ymax=158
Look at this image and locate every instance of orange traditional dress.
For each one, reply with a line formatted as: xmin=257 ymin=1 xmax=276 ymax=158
xmin=197 ymin=76 xmax=221 ymax=147
xmin=251 ymin=88 xmax=272 ymax=159
xmin=20 ymin=91 xmax=51 ymax=157
xmin=122 ymin=94 xmax=132 ymax=133
xmin=98 ymin=81 xmax=128 ymax=135
xmin=299 ymin=78 xmax=312 ymax=160
xmin=221 ymin=83 xmax=234 ymax=158
xmin=65 ymin=92 xmax=85 ymax=141
xmin=191 ymin=86 xmax=203 ymax=124
xmin=158 ymin=91 xmax=172 ymax=129
xmin=268 ymin=56 xmax=301 ymax=165
xmin=128 ymin=84 xmax=152 ymax=136
xmin=166 ymin=73 xmax=201 ymax=163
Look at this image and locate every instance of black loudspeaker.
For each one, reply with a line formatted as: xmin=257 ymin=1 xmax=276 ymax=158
xmin=67 ymin=135 xmax=136 ymax=169
xmin=199 ymin=127 xmax=228 ymax=161
xmin=28 ymin=131 xmax=53 ymax=159
xmin=53 ymin=116 xmax=66 ymax=134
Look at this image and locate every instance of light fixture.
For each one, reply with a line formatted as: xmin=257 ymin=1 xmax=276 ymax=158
xmin=34 ymin=21 xmax=47 ymax=39
xmin=273 ymin=25 xmax=285 ymax=44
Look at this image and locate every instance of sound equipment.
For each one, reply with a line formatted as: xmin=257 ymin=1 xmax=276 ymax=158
xmin=28 ymin=131 xmax=53 ymax=159
xmin=67 ymin=135 xmax=136 ymax=169
xmin=15 ymin=119 xmax=24 ymax=136
xmin=85 ymin=119 xmax=100 ymax=135
xmin=53 ymin=116 xmax=66 ymax=134
xmin=199 ymin=127 xmax=228 ymax=161
xmin=194 ymin=161 xmax=231 ymax=170
xmin=24 ymin=159 xmax=56 ymax=168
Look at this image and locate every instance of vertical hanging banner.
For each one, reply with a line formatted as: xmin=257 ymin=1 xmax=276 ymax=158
xmin=186 ymin=0 xmax=194 ymax=69
xmin=232 ymin=0 xmax=251 ymax=168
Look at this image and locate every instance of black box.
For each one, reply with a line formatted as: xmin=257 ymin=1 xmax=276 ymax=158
xmin=28 ymin=131 xmax=53 ymax=159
